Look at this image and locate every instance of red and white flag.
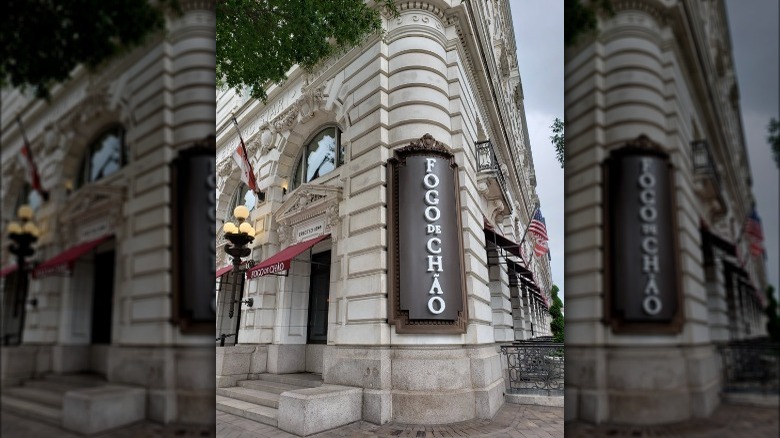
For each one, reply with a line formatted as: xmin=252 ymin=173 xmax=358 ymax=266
xmin=16 ymin=116 xmax=48 ymax=200
xmin=231 ymin=117 xmax=258 ymax=192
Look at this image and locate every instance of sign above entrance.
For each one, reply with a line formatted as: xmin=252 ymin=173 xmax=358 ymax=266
xmin=246 ymin=234 xmax=330 ymax=279
xmin=388 ymin=134 xmax=468 ymax=334
xmin=603 ymin=135 xmax=683 ymax=333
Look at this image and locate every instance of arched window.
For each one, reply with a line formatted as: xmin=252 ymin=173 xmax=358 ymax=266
xmin=227 ymin=183 xmax=256 ymax=220
xmin=290 ymin=127 xmax=343 ymax=191
xmin=15 ymin=183 xmax=42 ymax=214
xmin=78 ymin=126 xmax=127 ymax=187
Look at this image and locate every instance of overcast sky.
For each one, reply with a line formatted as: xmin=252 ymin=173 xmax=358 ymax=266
xmin=725 ymin=0 xmax=779 ymax=295
xmin=510 ymin=1 xmax=565 ymax=302
xmin=508 ymin=1 xmax=778 ymax=305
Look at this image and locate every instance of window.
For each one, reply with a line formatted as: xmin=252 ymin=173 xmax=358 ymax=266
xmin=16 ymin=183 xmax=42 ymax=214
xmin=228 ymin=183 xmax=257 ymax=219
xmin=78 ymin=126 xmax=126 ymax=187
xmin=290 ymin=127 xmax=344 ymax=191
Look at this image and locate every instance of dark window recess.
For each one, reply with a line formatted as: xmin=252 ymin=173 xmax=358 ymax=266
xmin=91 ymin=250 xmax=115 ymax=344
xmin=307 ymin=251 xmax=331 ymax=344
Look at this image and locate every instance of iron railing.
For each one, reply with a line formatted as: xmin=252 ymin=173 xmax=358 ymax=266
xmin=475 ymin=140 xmax=510 ymax=204
xmin=500 ymin=341 xmax=564 ymax=396
xmin=719 ymin=339 xmax=780 ymax=395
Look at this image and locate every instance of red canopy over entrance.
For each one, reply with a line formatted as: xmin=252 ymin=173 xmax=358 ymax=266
xmin=33 ymin=235 xmax=113 ymax=278
xmin=0 ymin=264 xmax=18 ymax=278
xmin=245 ymin=234 xmax=330 ymax=280
xmin=216 ymin=265 xmax=233 ymax=278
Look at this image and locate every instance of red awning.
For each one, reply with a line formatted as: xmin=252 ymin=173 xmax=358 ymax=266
xmin=216 ymin=265 xmax=233 ymax=278
xmin=33 ymin=235 xmax=113 ymax=278
xmin=245 ymin=234 xmax=330 ymax=279
xmin=0 ymin=264 xmax=18 ymax=278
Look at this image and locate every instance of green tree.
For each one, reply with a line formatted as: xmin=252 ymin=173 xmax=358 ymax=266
xmin=217 ymin=0 xmax=397 ymax=102
xmin=2 ymin=1 xmax=173 ymax=99
xmin=549 ymin=284 xmax=564 ymax=343
xmin=768 ymin=118 xmax=780 ymax=169
xmin=765 ymin=285 xmax=780 ymax=342
xmin=550 ymin=118 xmax=565 ymax=168
xmin=565 ymin=0 xmax=614 ymax=47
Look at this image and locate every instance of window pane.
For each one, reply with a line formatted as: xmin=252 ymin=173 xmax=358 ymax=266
xmin=83 ymin=128 xmax=124 ymax=184
xmin=305 ymin=128 xmax=337 ymax=183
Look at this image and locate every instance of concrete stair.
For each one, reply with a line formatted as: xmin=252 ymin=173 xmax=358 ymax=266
xmin=215 ymin=373 xmax=322 ymax=428
xmin=0 ymin=373 xmax=106 ymax=427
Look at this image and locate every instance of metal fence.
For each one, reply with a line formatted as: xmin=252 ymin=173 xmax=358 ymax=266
xmin=500 ymin=341 xmax=564 ymax=396
xmin=719 ymin=339 xmax=780 ymax=395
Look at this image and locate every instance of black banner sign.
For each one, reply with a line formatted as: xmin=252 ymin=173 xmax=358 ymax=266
xmin=388 ymin=134 xmax=468 ymax=334
xmin=604 ymin=136 xmax=682 ymax=332
xmin=171 ymin=136 xmax=217 ymax=333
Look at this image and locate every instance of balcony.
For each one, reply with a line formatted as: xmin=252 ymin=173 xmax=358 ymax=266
xmin=475 ymin=140 xmax=512 ymax=212
xmin=691 ymin=139 xmax=726 ymax=218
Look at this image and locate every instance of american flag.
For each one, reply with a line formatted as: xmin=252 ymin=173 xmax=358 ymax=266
xmin=745 ymin=208 xmax=764 ymax=258
xmin=528 ymin=209 xmax=549 ymax=258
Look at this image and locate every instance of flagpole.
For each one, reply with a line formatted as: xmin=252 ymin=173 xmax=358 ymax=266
xmin=230 ymin=111 xmax=260 ymax=196
xmin=517 ymin=206 xmax=539 ymax=247
xmin=14 ymin=115 xmax=49 ymax=201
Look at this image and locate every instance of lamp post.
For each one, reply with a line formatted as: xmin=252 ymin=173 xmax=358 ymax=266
xmin=5 ymin=205 xmax=40 ymax=346
xmin=222 ymin=205 xmax=255 ymax=323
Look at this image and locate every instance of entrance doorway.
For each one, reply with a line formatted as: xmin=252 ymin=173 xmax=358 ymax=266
xmin=306 ymin=251 xmax=330 ymax=344
xmin=91 ymin=250 xmax=115 ymax=344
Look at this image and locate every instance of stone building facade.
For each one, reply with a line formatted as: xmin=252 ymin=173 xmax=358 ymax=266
xmin=214 ymin=0 xmax=553 ymax=430
xmin=0 ymin=1 xmax=216 ymax=431
xmin=564 ymin=0 xmax=768 ymax=426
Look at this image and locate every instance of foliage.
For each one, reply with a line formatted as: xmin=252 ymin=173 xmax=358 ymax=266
xmin=765 ymin=285 xmax=780 ymax=342
xmin=550 ymin=118 xmax=565 ymax=168
xmin=549 ymin=284 xmax=564 ymax=343
xmin=1 ymin=0 xmax=173 ymax=99
xmin=565 ymin=0 xmax=614 ymax=47
xmin=217 ymin=0 xmax=397 ymax=102
xmin=768 ymin=118 xmax=780 ymax=169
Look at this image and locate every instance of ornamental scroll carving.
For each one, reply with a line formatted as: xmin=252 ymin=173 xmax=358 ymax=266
xmin=274 ymin=183 xmax=342 ymax=246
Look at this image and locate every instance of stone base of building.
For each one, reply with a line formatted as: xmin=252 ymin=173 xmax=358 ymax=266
xmin=1 ymin=344 xmax=214 ymax=425
xmin=565 ymin=345 xmax=721 ymax=425
xmin=322 ymin=344 xmax=505 ymax=425
xmin=215 ymin=343 xmax=505 ymax=425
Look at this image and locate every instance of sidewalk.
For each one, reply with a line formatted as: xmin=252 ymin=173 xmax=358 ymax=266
xmin=217 ymin=403 xmax=565 ymax=437
xmin=565 ymin=403 xmax=779 ymax=437
xmin=0 ymin=410 xmax=215 ymax=438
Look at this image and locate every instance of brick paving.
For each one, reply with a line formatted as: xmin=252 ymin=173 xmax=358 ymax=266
xmin=566 ymin=403 xmax=779 ymax=437
xmin=216 ymin=403 xmax=564 ymax=437
xmin=4 ymin=402 xmax=776 ymax=437
xmin=1 ymin=409 xmax=215 ymax=438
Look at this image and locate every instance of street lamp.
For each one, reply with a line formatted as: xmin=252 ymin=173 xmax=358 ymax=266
xmin=6 ymin=204 xmax=40 ymax=345
xmin=222 ymin=205 xmax=255 ymax=320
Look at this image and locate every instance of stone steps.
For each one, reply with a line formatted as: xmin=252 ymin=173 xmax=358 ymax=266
xmin=1 ymin=372 xmax=108 ymax=429
xmin=216 ymin=373 xmax=323 ymax=429
xmin=216 ymin=395 xmax=279 ymax=427
xmin=238 ymin=379 xmax=312 ymax=395
xmin=1 ymin=393 xmax=63 ymax=426
xmin=3 ymin=386 xmax=63 ymax=408
xmin=216 ymin=386 xmax=280 ymax=409
xmin=255 ymin=372 xmax=323 ymax=388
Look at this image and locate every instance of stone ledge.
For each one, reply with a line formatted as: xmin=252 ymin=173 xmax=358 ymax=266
xmin=506 ymin=392 xmax=564 ymax=407
xmin=722 ymin=392 xmax=779 ymax=408
xmin=277 ymin=385 xmax=362 ymax=436
xmin=62 ymin=385 xmax=146 ymax=435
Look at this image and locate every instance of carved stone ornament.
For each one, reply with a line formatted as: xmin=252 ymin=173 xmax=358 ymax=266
xmin=274 ymin=183 xmax=343 ymax=245
xmin=58 ymin=184 xmax=125 ymax=244
xmin=270 ymin=85 xmax=326 ymax=133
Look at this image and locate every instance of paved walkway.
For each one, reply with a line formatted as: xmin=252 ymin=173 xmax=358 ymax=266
xmin=566 ymin=403 xmax=779 ymax=437
xmin=0 ymin=410 xmax=215 ymax=438
xmin=217 ymin=403 xmax=564 ymax=437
